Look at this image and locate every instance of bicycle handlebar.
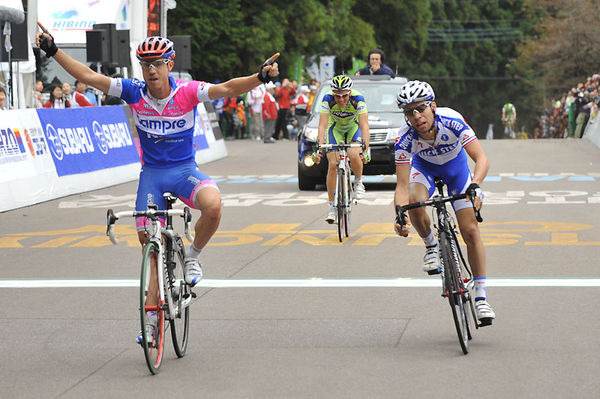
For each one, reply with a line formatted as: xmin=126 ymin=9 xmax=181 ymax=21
xmin=317 ymin=142 xmax=364 ymax=150
xmin=106 ymin=207 xmax=193 ymax=244
xmin=395 ymin=192 xmax=483 ymax=227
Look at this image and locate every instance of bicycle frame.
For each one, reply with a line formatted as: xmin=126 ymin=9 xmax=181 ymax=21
xmin=106 ymin=204 xmax=194 ymax=320
xmin=319 ymin=142 xmax=362 ymax=241
xmin=396 ymin=178 xmax=483 ymax=354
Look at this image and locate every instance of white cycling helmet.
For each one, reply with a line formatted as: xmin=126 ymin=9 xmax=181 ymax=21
xmin=396 ymin=80 xmax=435 ymax=109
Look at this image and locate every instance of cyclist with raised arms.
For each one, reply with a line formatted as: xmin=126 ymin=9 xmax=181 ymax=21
xmin=393 ymin=80 xmax=495 ymax=324
xmin=502 ymin=102 xmax=517 ymax=138
xmin=36 ymin=23 xmax=280 ymax=342
xmin=314 ymin=75 xmax=370 ymax=223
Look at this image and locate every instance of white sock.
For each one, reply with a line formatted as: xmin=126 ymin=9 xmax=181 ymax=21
xmin=187 ymin=244 xmax=202 ymax=259
xmin=420 ymin=231 xmax=437 ymax=247
xmin=474 ymin=277 xmax=487 ymax=301
xmin=146 ymin=310 xmax=157 ymax=324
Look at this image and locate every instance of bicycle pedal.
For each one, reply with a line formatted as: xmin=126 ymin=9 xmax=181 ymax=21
xmin=477 ymin=318 xmax=493 ymax=327
xmin=427 ymin=267 xmax=442 ymax=275
xmin=191 ymin=291 xmax=197 ymax=298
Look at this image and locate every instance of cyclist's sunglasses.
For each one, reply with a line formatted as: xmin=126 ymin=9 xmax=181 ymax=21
xmin=333 ymin=90 xmax=350 ymax=98
xmin=404 ymin=102 xmax=432 ymax=116
xmin=140 ymin=58 xmax=171 ymax=69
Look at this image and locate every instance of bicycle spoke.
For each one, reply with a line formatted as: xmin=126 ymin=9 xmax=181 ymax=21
xmin=441 ymin=232 xmax=469 ymax=354
xmin=168 ymin=238 xmax=190 ymax=357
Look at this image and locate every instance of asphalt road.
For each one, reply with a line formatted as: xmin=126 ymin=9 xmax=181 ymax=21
xmin=1 ymin=138 xmax=599 ymax=398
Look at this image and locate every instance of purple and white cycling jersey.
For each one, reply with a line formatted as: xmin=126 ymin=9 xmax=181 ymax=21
xmin=108 ymin=76 xmax=218 ymax=230
xmin=108 ymin=76 xmax=213 ymax=167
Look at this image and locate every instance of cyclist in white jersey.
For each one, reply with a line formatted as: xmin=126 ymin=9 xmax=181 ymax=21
xmin=393 ymin=80 xmax=495 ymax=324
xmin=37 ymin=24 xmax=280 ymax=341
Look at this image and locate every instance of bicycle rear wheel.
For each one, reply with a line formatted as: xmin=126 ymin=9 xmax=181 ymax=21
xmin=337 ymin=171 xmax=345 ymax=242
xmin=140 ymin=242 xmax=165 ymax=374
xmin=440 ymin=231 xmax=470 ymax=355
xmin=167 ymin=238 xmax=190 ymax=357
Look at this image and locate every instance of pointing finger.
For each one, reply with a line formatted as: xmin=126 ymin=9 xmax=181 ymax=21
xmin=37 ymin=21 xmax=49 ymax=33
xmin=263 ymin=52 xmax=280 ymax=66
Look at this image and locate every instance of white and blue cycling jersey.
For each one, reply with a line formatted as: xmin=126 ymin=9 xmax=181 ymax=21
xmin=394 ymin=107 xmax=478 ymax=210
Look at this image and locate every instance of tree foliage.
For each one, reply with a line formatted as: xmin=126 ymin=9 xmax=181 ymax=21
xmin=167 ymin=0 xmax=595 ymax=135
xmin=516 ymin=0 xmax=600 ymax=101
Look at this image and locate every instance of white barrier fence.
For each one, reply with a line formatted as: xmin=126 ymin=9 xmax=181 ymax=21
xmin=0 ymin=103 xmax=226 ymax=212
xmin=583 ymin=111 xmax=600 ymax=148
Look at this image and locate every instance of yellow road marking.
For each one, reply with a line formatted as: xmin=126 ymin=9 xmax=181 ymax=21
xmin=1 ymin=222 xmax=598 ymax=248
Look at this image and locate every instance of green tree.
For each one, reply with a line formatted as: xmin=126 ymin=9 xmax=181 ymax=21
xmin=517 ymin=0 xmax=600 ymax=105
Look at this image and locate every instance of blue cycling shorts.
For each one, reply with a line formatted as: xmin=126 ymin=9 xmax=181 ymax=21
xmin=135 ymin=162 xmax=218 ymax=231
xmin=410 ymin=154 xmax=473 ymax=212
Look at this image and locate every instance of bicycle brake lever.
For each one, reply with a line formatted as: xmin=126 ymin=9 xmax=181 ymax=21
xmin=106 ymin=209 xmax=119 ymax=244
xmin=182 ymin=207 xmax=194 ymax=242
xmin=474 ymin=209 xmax=483 ymax=223
xmin=395 ymin=205 xmax=407 ymax=227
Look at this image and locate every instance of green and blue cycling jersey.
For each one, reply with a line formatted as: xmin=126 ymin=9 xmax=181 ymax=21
xmin=319 ymin=89 xmax=368 ymax=145
xmin=502 ymin=103 xmax=516 ymax=120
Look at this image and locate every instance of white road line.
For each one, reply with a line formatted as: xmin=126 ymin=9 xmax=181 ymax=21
xmin=1 ymin=278 xmax=599 ymax=288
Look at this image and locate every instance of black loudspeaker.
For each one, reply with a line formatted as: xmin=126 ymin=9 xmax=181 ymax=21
xmin=116 ymin=29 xmax=131 ymax=67
xmin=169 ymin=35 xmax=192 ymax=71
xmin=92 ymin=23 xmax=119 ymax=66
xmin=86 ymin=30 xmax=110 ymax=63
xmin=0 ymin=17 xmax=28 ymax=61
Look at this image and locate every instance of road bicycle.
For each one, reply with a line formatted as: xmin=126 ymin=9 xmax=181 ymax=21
xmin=502 ymin=117 xmax=516 ymax=139
xmin=396 ymin=178 xmax=486 ymax=354
xmin=106 ymin=193 xmax=195 ymax=374
xmin=318 ymin=142 xmax=363 ymax=242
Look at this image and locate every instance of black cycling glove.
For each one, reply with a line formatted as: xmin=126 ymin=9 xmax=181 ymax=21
xmin=257 ymin=56 xmax=276 ymax=83
xmin=39 ymin=33 xmax=59 ymax=58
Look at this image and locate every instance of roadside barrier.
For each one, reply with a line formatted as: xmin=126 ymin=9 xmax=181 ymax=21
xmin=0 ymin=103 xmax=226 ymax=212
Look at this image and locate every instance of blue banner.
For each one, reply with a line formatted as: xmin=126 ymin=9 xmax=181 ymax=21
xmin=37 ymin=106 xmax=140 ymax=176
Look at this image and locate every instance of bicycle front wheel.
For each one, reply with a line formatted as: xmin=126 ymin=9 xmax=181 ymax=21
xmin=168 ymin=238 xmax=190 ymax=358
xmin=140 ymin=242 xmax=165 ymax=374
xmin=440 ymin=231 xmax=470 ymax=355
xmin=344 ymin=171 xmax=351 ymax=238
xmin=337 ymin=171 xmax=345 ymax=242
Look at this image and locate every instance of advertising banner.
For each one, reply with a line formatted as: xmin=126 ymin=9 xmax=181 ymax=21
xmin=0 ymin=109 xmax=54 ymax=183
xmin=193 ymin=103 xmax=211 ymax=150
xmin=37 ymin=0 xmax=130 ymax=44
xmin=36 ymin=106 xmax=140 ymax=176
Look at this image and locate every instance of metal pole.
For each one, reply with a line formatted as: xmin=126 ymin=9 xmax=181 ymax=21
xmin=96 ymin=63 xmax=102 ymax=106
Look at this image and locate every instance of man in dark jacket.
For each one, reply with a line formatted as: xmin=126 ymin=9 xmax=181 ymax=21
xmin=356 ymin=49 xmax=395 ymax=78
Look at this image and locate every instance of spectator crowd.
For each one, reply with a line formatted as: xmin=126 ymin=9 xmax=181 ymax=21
xmin=211 ymin=77 xmax=320 ymax=143
xmin=534 ymin=73 xmax=600 ymax=139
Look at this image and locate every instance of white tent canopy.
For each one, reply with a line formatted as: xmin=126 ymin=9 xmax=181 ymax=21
xmin=0 ymin=0 xmax=25 ymax=24
xmin=0 ymin=0 xmax=30 ymax=108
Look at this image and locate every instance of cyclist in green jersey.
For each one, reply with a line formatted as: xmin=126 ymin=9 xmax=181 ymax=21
xmin=314 ymin=75 xmax=370 ymax=223
xmin=502 ymin=102 xmax=517 ymax=138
